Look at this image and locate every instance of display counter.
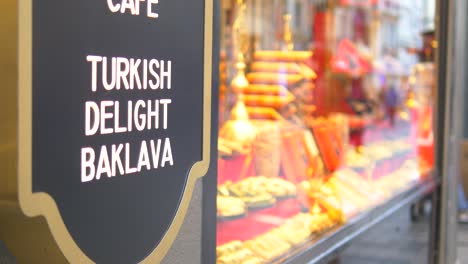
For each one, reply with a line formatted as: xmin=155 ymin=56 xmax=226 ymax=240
xmin=215 ymin=1 xmax=437 ymax=263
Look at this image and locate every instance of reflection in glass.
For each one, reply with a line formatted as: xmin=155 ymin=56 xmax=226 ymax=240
xmin=216 ymin=1 xmax=436 ymax=263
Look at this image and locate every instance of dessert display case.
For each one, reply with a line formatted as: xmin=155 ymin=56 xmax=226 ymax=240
xmin=1 ymin=0 xmax=465 ymax=263
xmin=215 ymin=0 xmax=438 ymax=263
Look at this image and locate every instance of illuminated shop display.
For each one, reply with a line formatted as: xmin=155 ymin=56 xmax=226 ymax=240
xmin=216 ymin=0 xmax=435 ymax=263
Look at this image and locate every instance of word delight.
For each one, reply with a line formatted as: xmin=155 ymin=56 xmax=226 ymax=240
xmin=81 ymin=54 xmax=175 ymax=183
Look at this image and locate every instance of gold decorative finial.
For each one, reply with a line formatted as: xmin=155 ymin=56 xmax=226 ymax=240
xmin=233 ymin=0 xmax=249 ymax=55
xmin=231 ymin=0 xmax=249 ymax=102
xmin=283 ymin=14 xmax=293 ymax=51
xmin=231 ymin=52 xmax=248 ymax=100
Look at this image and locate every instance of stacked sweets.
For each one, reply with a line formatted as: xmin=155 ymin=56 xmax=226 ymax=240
xmin=243 ymin=50 xmax=317 ymax=121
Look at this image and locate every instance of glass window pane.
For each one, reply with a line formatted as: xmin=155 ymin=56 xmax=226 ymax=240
xmin=216 ymin=0 xmax=437 ymax=263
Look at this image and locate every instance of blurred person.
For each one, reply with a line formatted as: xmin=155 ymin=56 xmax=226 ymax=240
xmin=459 ymin=182 xmax=468 ymax=223
xmin=384 ymin=83 xmax=400 ymax=127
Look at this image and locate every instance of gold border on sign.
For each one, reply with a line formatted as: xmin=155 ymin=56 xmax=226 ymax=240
xmin=18 ymin=0 xmax=213 ymax=263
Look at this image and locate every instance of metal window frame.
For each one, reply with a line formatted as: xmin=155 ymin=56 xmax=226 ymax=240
xmin=430 ymin=0 xmax=466 ymax=263
xmin=201 ymin=0 xmax=462 ymax=263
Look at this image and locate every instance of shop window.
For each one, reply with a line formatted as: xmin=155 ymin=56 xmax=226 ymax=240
xmin=216 ymin=0 xmax=436 ymax=263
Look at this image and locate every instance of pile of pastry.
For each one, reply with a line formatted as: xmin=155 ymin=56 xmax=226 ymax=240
xmin=299 ymin=176 xmax=373 ymax=221
xmin=217 ymin=213 xmax=334 ymax=263
xmin=217 ymin=196 xmax=248 ymax=219
xmin=373 ymin=159 xmax=420 ymax=197
xmin=217 ymin=241 xmax=264 ymax=264
xmin=320 ymin=177 xmax=374 ymax=217
xmin=344 ymin=138 xmax=414 ymax=169
xmin=308 ymin=213 xmax=336 ymax=234
xmin=344 ymin=150 xmax=371 ymax=168
xmin=334 ymin=169 xmax=384 ymax=204
xmin=386 ymin=140 xmax=413 ymax=155
xmin=365 ymin=145 xmax=394 ymax=161
xmin=218 ymin=176 xmax=297 ymax=216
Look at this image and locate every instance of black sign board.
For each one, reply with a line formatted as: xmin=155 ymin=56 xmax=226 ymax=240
xmin=18 ymin=0 xmax=212 ymax=263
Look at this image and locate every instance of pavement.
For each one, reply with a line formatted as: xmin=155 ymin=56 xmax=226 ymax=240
xmin=458 ymin=224 xmax=468 ymax=263
xmin=332 ymin=205 xmax=468 ymax=264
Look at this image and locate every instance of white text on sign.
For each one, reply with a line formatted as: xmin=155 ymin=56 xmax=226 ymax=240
xmin=107 ymin=0 xmax=159 ymax=18
xmin=81 ymin=54 xmax=175 ymax=183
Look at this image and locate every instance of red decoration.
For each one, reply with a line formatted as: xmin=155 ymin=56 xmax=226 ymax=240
xmin=330 ymin=39 xmax=373 ymax=76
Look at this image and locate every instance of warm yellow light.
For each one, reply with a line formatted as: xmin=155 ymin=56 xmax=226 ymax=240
xmin=416 ymin=64 xmax=424 ymax=72
xmin=399 ymin=112 xmax=409 ymax=120
xmin=407 ymin=98 xmax=417 ymax=108
xmin=311 ymin=203 xmax=321 ymax=214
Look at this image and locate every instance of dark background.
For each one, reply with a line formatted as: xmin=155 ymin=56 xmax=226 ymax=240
xmin=32 ymin=1 xmax=205 ymax=263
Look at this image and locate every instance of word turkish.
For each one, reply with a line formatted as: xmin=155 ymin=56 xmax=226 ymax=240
xmin=107 ymin=0 xmax=159 ymax=19
xmin=87 ymin=55 xmax=171 ymax=91
xmin=81 ymin=138 xmax=174 ymax=182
